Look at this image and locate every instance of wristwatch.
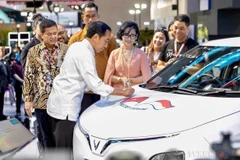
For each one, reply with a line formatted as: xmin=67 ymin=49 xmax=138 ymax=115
xmin=117 ymin=77 xmax=121 ymax=82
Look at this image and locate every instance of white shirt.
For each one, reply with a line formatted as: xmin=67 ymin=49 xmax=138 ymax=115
xmin=47 ymin=39 xmax=114 ymax=121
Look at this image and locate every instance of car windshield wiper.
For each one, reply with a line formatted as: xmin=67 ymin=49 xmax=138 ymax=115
xmin=198 ymin=90 xmax=240 ymax=97
xmin=150 ymin=85 xmax=198 ymax=95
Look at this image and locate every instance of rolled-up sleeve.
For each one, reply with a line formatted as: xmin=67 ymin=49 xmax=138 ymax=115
xmin=23 ymin=50 xmax=36 ymax=102
xmin=75 ymin=54 xmax=114 ymax=97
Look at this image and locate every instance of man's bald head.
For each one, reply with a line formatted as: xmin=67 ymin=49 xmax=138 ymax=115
xmin=57 ymin=24 xmax=68 ymax=44
xmin=57 ymin=24 xmax=65 ymax=30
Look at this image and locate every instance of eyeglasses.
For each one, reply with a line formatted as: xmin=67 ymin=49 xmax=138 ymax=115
xmin=122 ymin=33 xmax=137 ymax=40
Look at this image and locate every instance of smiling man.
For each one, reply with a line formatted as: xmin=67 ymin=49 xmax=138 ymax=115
xmin=57 ymin=24 xmax=69 ymax=44
xmin=47 ymin=21 xmax=134 ymax=153
xmin=157 ymin=14 xmax=198 ymax=71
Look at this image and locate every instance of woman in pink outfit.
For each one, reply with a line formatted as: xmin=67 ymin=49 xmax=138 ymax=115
xmin=104 ymin=21 xmax=152 ymax=89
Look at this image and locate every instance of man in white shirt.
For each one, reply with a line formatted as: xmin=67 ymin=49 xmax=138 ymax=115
xmin=47 ymin=21 xmax=134 ymax=151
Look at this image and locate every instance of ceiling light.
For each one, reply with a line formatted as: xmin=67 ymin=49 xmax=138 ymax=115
xmin=69 ymin=21 xmax=73 ymax=26
xmin=116 ymin=21 xmax=122 ymax=26
xmin=144 ymin=22 xmax=150 ymax=26
xmin=20 ymin=12 xmax=28 ymax=16
xmin=129 ymin=10 xmax=135 ymax=15
xmin=28 ymin=12 xmax=33 ymax=16
xmin=134 ymin=3 xmax=140 ymax=9
xmin=141 ymin=4 xmax=147 ymax=9
xmin=54 ymin=6 xmax=60 ymax=13
xmin=136 ymin=10 xmax=141 ymax=14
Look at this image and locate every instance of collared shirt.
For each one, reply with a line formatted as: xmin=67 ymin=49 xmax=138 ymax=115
xmin=20 ymin=36 xmax=41 ymax=73
xmin=23 ymin=42 xmax=68 ymax=109
xmin=47 ymin=39 xmax=114 ymax=121
xmin=68 ymin=27 xmax=118 ymax=80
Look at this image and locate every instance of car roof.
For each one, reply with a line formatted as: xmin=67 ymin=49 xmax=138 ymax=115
xmin=202 ymin=37 xmax=240 ymax=47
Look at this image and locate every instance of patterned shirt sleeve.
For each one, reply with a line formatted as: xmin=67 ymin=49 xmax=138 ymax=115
xmin=23 ymin=49 xmax=36 ymax=102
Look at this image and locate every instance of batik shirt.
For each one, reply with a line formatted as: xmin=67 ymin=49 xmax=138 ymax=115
xmin=23 ymin=42 xmax=68 ymax=109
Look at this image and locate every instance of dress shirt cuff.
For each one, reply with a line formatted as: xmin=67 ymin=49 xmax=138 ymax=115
xmin=102 ymin=85 xmax=114 ymax=97
xmin=24 ymin=95 xmax=33 ymax=102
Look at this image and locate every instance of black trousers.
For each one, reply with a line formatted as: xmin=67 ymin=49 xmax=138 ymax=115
xmin=35 ymin=109 xmax=55 ymax=149
xmin=80 ymin=93 xmax=100 ymax=115
xmin=0 ymin=87 xmax=5 ymax=116
xmin=14 ymin=82 xmax=22 ymax=113
xmin=49 ymin=116 xmax=76 ymax=149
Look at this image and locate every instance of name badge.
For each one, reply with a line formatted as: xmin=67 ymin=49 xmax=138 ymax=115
xmin=46 ymin=74 xmax=52 ymax=84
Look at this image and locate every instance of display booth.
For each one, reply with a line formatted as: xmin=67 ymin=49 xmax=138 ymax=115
xmin=8 ymin=32 xmax=31 ymax=49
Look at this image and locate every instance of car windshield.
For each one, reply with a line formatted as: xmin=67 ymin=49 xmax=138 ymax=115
xmin=179 ymin=50 xmax=240 ymax=92
xmin=146 ymin=46 xmax=240 ymax=88
xmin=143 ymin=45 xmax=240 ymax=97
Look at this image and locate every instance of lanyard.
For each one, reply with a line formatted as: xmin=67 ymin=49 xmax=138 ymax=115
xmin=121 ymin=47 xmax=134 ymax=82
xmin=174 ymin=38 xmax=187 ymax=57
xmin=41 ymin=46 xmax=59 ymax=76
xmin=43 ymin=46 xmax=59 ymax=85
xmin=44 ymin=47 xmax=58 ymax=63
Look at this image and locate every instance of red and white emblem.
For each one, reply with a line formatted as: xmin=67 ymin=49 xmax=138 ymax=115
xmin=120 ymin=97 xmax=174 ymax=110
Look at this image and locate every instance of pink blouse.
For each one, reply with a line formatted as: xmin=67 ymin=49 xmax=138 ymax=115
xmin=104 ymin=47 xmax=152 ymax=89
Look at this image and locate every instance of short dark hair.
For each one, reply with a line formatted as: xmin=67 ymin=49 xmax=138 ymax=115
xmin=86 ymin=21 xmax=111 ymax=38
xmin=82 ymin=2 xmax=98 ymax=14
xmin=32 ymin=13 xmax=44 ymax=29
xmin=117 ymin=21 xmax=140 ymax=41
xmin=155 ymin=27 xmax=169 ymax=42
xmin=174 ymin=14 xmax=190 ymax=26
xmin=39 ymin=19 xmax=57 ymax=33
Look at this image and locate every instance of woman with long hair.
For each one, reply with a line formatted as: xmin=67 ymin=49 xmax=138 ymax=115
xmin=145 ymin=28 xmax=169 ymax=74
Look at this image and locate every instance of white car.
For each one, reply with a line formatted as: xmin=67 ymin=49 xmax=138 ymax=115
xmin=73 ymin=37 xmax=240 ymax=160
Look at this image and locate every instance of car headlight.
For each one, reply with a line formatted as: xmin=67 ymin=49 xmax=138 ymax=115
xmin=149 ymin=151 xmax=185 ymax=160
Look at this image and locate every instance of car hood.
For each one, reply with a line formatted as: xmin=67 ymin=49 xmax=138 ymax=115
xmin=80 ymin=86 xmax=240 ymax=139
